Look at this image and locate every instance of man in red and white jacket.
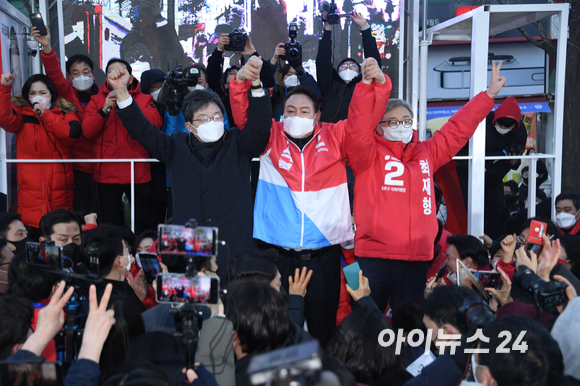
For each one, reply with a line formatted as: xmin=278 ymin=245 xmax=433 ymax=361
xmin=345 ymin=61 xmax=507 ymax=314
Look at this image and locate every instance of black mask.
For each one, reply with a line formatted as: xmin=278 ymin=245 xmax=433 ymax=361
xmin=537 ymin=175 xmax=548 ymax=186
xmin=10 ymin=236 xmax=32 ymax=256
xmin=505 ymin=194 xmax=514 ymax=203
xmin=522 ymin=177 xmax=528 ymax=186
xmin=62 ymin=243 xmax=81 ymax=268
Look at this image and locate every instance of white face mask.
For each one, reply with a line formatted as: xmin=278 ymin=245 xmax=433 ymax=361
xmin=381 ymin=124 xmax=413 ymax=144
xmin=470 ymin=354 xmax=488 ymax=385
xmin=72 ymin=75 xmax=93 ymax=91
xmin=447 ymin=272 xmax=457 ymax=285
xmin=556 ymin=212 xmax=579 ymax=229
xmin=339 ymin=69 xmax=359 ymax=82
xmin=189 ymin=84 xmax=206 ymax=92
xmin=150 ymin=88 xmax=161 ymax=103
xmin=29 ymin=95 xmax=51 ymax=111
xmin=284 ymin=75 xmax=300 ymax=88
xmin=122 ymin=255 xmax=132 ymax=271
xmin=283 ymin=116 xmax=315 ymax=138
xmin=495 ymin=125 xmax=512 ymax=135
xmin=193 ymin=120 xmax=225 ymax=143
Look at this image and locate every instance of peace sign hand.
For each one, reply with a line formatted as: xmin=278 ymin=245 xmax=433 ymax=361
xmin=487 ymin=61 xmax=506 ymax=99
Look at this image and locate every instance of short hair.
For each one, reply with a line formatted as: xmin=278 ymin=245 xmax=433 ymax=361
xmin=228 ymin=249 xmax=278 ymax=284
xmin=385 ymin=98 xmax=414 ymax=118
xmin=326 ymin=306 xmax=403 ymax=384
xmin=223 ymin=65 xmax=240 ymax=83
xmin=521 ymin=217 xmax=561 ymax=239
xmin=556 ymin=192 xmax=579 ymax=212
xmin=446 ymin=234 xmax=490 ymax=268
xmin=8 ymin=251 xmax=61 ymax=302
xmin=224 ymin=280 xmax=294 ymax=355
xmin=504 ymin=180 xmax=519 ymax=195
xmin=392 ymin=298 xmax=427 ymax=334
xmin=282 ymin=85 xmax=320 ymax=113
xmin=424 ymin=285 xmax=480 ymax=335
xmin=479 ymin=316 xmax=563 ymax=386
xmin=117 ymin=226 xmax=135 ymax=250
xmin=22 ymin=74 xmax=58 ymax=106
xmin=190 ymin=63 xmax=207 ymax=78
xmin=81 ymin=224 xmax=124 ymax=277
xmin=101 ymin=363 xmax=169 ymax=386
xmin=39 ymin=209 xmax=82 ymax=241
xmin=66 ymin=54 xmax=95 ymax=74
xmin=560 ymin=235 xmax=580 ymax=267
xmin=105 ymin=58 xmax=133 ymax=75
xmin=0 ymin=295 xmax=34 ymax=360
xmin=182 ymin=89 xmax=225 ymax=122
xmin=322 ymin=355 xmax=357 ymax=386
xmin=132 ymin=230 xmax=157 ymax=255
xmin=0 ymin=213 xmax=21 ymax=238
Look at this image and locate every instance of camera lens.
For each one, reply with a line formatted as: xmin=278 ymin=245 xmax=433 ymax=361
xmin=288 ymin=47 xmax=300 ymax=61
xmin=233 ymin=36 xmax=242 ymax=45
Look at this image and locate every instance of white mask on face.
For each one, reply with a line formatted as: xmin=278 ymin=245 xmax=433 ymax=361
xmin=447 ymin=272 xmax=457 ymax=285
xmin=556 ymin=212 xmax=579 ymax=229
xmin=339 ymin=69 xmax=359 ymax=82
xmin=189 ymin=85 xmax=206 ymax=92
xmin=283 ymin=116 xmax=315 ymax=138
xmin=150 ymin=88 xmax=161 ymax=103
xmin=123 ymin=255 xmax=132 ymax=271
xmin=382 ymin=124 xmax=413 ymax=144
xmin=284 ymin=75 xmax=300 ymax=88
xmin=29 ymin=95 xmax=51 ymax=111
xmin=72 ymin=75 xmax=94 ymax=91
xmin=495 ymin=125 xmax=512 ymax=135
xmin=193 ymin=120 xmax=225 ymax=143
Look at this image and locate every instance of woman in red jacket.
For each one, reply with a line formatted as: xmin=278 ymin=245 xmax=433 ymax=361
xmin=0 ymin=73 xmax=80 ymax=229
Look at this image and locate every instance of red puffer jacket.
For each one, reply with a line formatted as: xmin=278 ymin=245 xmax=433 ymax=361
xmin=0 ymin=84 xmax=80 ymax=228
xmin=82 ymin=79 xmax=162 ymax=185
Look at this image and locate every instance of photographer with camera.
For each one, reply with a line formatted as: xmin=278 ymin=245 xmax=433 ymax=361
xmin=317 ymin=10 xmax=381 ymax=123
xmin=455 ymin=96 xmax=527 ymax=239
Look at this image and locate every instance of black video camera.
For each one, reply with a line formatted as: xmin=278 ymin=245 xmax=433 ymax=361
xmin=225 ymin=28 xmax=247 ymax=51
xmin=513 ymin=265 xmax=568 ymax=311
xmin=320 ymin=0 xmax=346 ymax=25
xmin=158 ymin=65 xmax=200 ymax=114
xmin=457 ymin=297 xmax=495 ymax=333
xmin=281 ymin=22 xmax=302 ymax=64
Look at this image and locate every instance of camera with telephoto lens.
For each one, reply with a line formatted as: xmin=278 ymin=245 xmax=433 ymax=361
xmin=513 ymin=265 xmax=568 ymax=311
xmin=320 ymin=0 xmax=345 ymax=25
xmin=157 ymin=64 xmax=200 ymax=113
xmin=225 ymin=28 xmax=248 ymax=51
xmin=457 ymin=297 xmax=495 ymax=333
xmin=281 ymin=22 xmax=302 ymax=64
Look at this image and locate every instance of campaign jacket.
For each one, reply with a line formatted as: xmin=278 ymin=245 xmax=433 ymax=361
xmin=41 ymin=49 xmax=101 ymax=174
xmin=82 ymin=79 xmax=162 ymax=185
xmin=345 ymin=81 xmax=495 ymax=261
xmin=229 ymin=79 xmax=355 ymax=249
xmin=0 ymin=85 xmax=80 ymax=227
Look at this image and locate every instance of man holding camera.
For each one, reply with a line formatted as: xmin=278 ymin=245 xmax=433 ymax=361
xmin=108 ymin=57 xmax=272 ymax=284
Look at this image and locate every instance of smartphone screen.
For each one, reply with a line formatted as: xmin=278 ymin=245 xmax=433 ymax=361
xmin=158 ymin=225 xmax=218 ymax=256
xmin=0 ymin=362 xmax=63 ymax=386
xmin=26 ymin=242 xmax=62 ymax=268
xmin=473 ymin=271 xmax=502 ymax=289
xmin=137 ymin=252 xmax=161 ymax=284
xmin=156 ymin=274 xmax=219 ymax=304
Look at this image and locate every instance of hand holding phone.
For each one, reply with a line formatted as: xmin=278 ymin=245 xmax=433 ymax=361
xmin=156 ymin=274 xmax=219 ymax=304
xmin=30 ymin=13 xmax=48 ymax=36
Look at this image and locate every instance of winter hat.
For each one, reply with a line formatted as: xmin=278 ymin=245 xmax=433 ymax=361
xmin=492 ymin=96 xmax=521 ymax=131
xmin=496 ymin=301 xmax=552 ymax=331
xmin=140 ymin=69 xmax=166 ymax=95
xmin=551 ymin=297 xmax=580 ymax=379
xmin=337 ymin=57 xmax=361 ymax=73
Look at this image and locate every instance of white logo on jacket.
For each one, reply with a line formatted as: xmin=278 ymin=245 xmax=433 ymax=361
xmin=279 ymin=146 xmax=293 ymax=171
xmin=316 ymin=135 xmax=328 ymax=155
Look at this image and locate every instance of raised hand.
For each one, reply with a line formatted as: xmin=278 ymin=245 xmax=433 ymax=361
xmin=537 ymin=236 xmax=561 ymax=282
xmin=78 ymin=284 xmax=116 ymax=362
xmin=485 ymin=267 xmax=512 ymax=306
xmin=217 ymin=33 xmax=230 ymax=52
xmin=240 ymin=36 xmax=257 ymax=56
xmin=487 ymin=61 xmax=506 ymax=99
xmin=271 ymin=43 xmax=286 ymax=65
xmin=553 ymin=275 xmax=576 ymax=314
xmin=351 ymin=11 xmax=369 ymax=29
xmin=346 ymin=269 xmax=371 ymax=301
xmin=500 ymin=234 xmax=517 ymax=263
xmin=515 ymin=245 xmax=538 ymax=273
xmin=288 ymin=267 xmax=313 ymax=297
xmin=479 ymin=234 xmax=493 ymax=249
xmin=107 ymin=67 xmax=131 ymax=93
xmin=1 ymin=73 xmax=14 ymax=86
xmin=361 ymin=57 xmax=386 ymax=85
xmin=236 ymin=56 xmax=263 ymax=83
xmin=127 ymin=269 xmax=148 ymax=301
xmin=31 ymin=25 xmax=51 ymax=54
xmin=322 ymin=12 xmax=332 ymax=31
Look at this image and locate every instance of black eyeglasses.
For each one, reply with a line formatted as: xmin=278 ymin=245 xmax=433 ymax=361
xmin=380 ymin=119 xmax=413 ymax=128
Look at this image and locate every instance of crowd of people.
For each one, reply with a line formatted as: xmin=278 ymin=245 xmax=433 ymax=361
xmin=0 ymin=10 xmax=578 ymax=386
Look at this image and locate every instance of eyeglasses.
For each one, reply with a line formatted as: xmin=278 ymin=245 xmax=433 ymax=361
xmin=338 ymin=63 xmax=359 ymax=70
xmin=191 ymin=115 xmax=224 ymax=124
xmin=380 ymin=119 xmax=413 ymax=128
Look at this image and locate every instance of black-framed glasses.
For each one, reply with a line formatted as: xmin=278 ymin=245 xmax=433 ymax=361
xmin=380 ymin=119 xmax=413 ymax=128
xmin=191 ymin=115 xmax=224 ymax=124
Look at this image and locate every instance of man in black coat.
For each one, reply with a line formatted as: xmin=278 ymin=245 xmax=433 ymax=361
xmin=108 ymin=57 xmax=272 ymax=285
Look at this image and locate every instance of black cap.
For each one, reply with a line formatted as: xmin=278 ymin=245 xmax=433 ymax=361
xmin=140 ymin=69 xmax=166 ymax=94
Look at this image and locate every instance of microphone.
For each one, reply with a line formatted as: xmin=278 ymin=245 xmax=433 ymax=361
xmin=104 ymin=106 xmax=112 ymax=119
xmin=32 ymin=102 xmax=42 ymax=116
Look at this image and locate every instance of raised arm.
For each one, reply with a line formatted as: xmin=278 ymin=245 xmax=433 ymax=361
xmin=206 ymin=35 xmax=228 ymax=98
xmin=316 ymin=16 xmax=334 ymax=95
xmin=344 ymin=58 xmax=391 ymax=174
xmin=425 ymin=61 xmax=505 ymax=172
xmin=351 ymin=11 xmax=382 ymax=67
xmin=229 ymin=57 xmax=266 ymax=130
xmin=108 ymin=67 xmax=174 ymax=165
xmin=0 ymin=75 xmax=23 ymax=132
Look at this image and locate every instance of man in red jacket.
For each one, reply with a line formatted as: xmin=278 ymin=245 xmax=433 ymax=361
xmin=345 ymin=62 xmax=507 ymax=314
xmin=32 ymin=26 xmax=101 ymax=215
xmin=83 ymin=59 xmax=162 ymax=234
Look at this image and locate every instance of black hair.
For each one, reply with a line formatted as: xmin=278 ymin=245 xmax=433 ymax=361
xmin=132 ymin=230 xmax=157 ymax=255
xmin=224 ymin=280 xmax=294 ymax=355
xmin=504 ymin=180 xmax=519 ymax=195
xmin=182 ymin=89 xmax=225 ymax=122
xmin=392 ymin=298 xmax=427 ymax=334
xmin=446 ymin=234 xmax=490 ymax=269
xmin=424 ymin=285 xmax=480 ymax=335
xmin=0 ymin=213 xmax=21 ymax=239
xmin=559 ymin=235 xmax=580 ymax=267
xmin=282 ymin=85 xmax=320 ymax=113
xmin=521 ymin=217 xmax=561 ymax=239
xmin=223 ymin=65 xmax=240 ymax=84
xmin=228 ymin=248 xmax=278 ymax=284
xmin=326 ymin=306 xmax=403 ymax=385
xmin=38 ymin=209 xmax=82 ymax=241
xmin=479 ymin=316 xmax=563 ymax=386
xmin=81 ymin=224 xmax=124 ymax=277
xmin=66 ymin=54 xmax=95 ymax=74
xmin=321 ymin=355 xmax=357 ymax=386
xmin=22 ymin=74 xmax=58 ymax=106
xmin=279 ymin=63 xmax=294 ymax=78
xmin=8 ymin=251 xmax=61 ymax=302
xmin=105 ymin=58 xmax=133 ymax=75
xmin=0 ymin=239 xmax=8 ymax=261
xmin=0 ymin=295 xmax=34 ymax=360
xmin=556 ymin=192 xmax=580 ymax=212
xmin=118 ymin=226 xmax=135 ymax=251
xmin=100 ymin=295 xmax=146 ymax=381
xmin=190 ymin=63 xmax=207 ymax=78
xmin=523 ymin=188 xmax=547 ymax=202
xmin=101 ymin=363 xmax=169 ymax=386
xmin=125 ymin=332 xmax=184 ymax=365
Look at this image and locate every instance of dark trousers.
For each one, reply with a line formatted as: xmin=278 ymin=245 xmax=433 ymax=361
xmin=485 ymin=182 xmax=507 ymax=240
xmin=73 ymin=170 xmax=97 ymax=215
xmin=357 ymin=258 xmax=428 ymax=314
xmin=97 ymin=182 xmax=153 ymax=234
xmin=261 ymin=243 xmax=342 ymax=349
